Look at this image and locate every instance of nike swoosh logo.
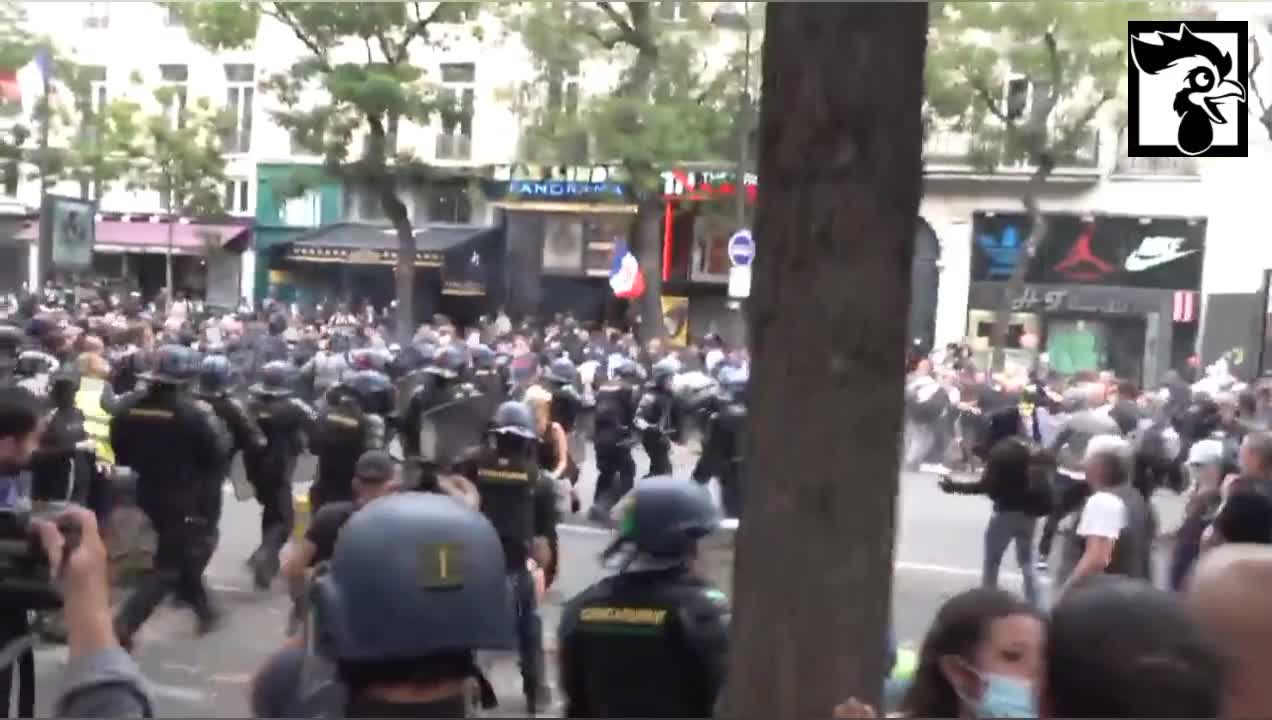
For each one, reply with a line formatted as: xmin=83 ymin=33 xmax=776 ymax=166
xmin=1124 ymin=249 xmax=1198 ymax=272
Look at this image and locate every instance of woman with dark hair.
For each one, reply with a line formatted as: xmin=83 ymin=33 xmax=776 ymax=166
xmin=900 ymin=587 xmax=1044 ymax=718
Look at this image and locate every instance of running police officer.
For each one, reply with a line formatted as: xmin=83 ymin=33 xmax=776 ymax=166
xmin=462 ymin=401 xmax=558 ymax=713
xmin=471 ymin=344 xmax=504 ymax=423
xmin=195 ymin=354 xmax=267 ymax=554
xmin=243 ymin=360 xmax=316 ymax=589
xmin=588 ymin=359 xmax=640 ymax=523
xmin=543 ymin=356 xmax=584 ymax=474
xmin=309 ymin=370 xmax=388 ymax=513
xmin=693 ymin=364 xmax=748 ymax=519
xmin=399 ymin=344 xmax=473 ymax=463
xmin=558 ymin=477 xmax=729 ymax=718
xmin=250 ymin=493 xmax=514 ymax=718
xmin=112 ymin=345 xmax=232 ymax=647
xmin=635 ymin=357 xmax=678 ymax=477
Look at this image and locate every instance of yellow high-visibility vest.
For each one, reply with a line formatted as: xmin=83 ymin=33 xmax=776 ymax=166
xmin=76 ymin=376 xmax=114 ymax=464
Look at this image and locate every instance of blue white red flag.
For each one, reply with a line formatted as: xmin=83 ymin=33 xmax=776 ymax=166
xmin=608 ymin=240 xmax=645 ymax=298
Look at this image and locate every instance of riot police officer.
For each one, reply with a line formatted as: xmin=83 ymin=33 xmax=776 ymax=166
xmin=111 ymin=345 xmax=232 ymax=646
xmin=250 ymin=493 xmax=513 ymax=718
xmin=471 ymin=344 xmax=504 ymax=423
xmin=0 ymin=323 xmax=24 ymax=381
xmin=543 ymin=356 xmax=584 ymax=473
xmin=196 ymin=354 xmax=267 ymax=532
xmin=462 ymin=401 xmax=558 ymax=713
xmin=29 ymin=366 xmax=87 ymax=505
xmin=400 ymin=344 xmax=476 ymax=464
xmin=558 ymin=476 xmax=729 ymax=718
xmin=693 ymin=364 xmax=748 ymax=519
xmin=635 ymin=358 xmax=678 ymax=477
xmin=309 ymin=370 xmax=388 ymax=512
xmin=243 ymin=360 xmax=316 ymax=589
xmin=589 ymin=360 xmax=640 ymax=523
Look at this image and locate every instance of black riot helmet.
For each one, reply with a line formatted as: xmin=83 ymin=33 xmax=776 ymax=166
xmin=143 ymin=345 xmax=200 ymax=385
xmin=268 ymin=312 xmax=288 ymax=335
xmin=614 ymin=359 xmax=643 ymax=383
xmin=309 ymin=493 xmax=514 ymax=661
xmin=490 ymin=401 xmax=537 ymax=440
xmin=345 ymin=369 xmax=394 ymax=415
xmin=427 ymin=344 xmax=469 ymax=380
xmin=49 ymin=366 xmax=81 ymax=409
xmin=13 ymin=350 xmax=59 ymax=379
xmin=252 ymin=360 xmax=295 ymax=397
xmin=471 ymin=344 xmax=496 ymax=371
xmin=603 ymin=476 xmax=722 ymax=572
xmin=652 ymin=357 xmax=679 ymax=384
xmin=198 ymin=354 xmax=233 ymax=396
xmin=544 ymin=357 xmax=578 ymax=385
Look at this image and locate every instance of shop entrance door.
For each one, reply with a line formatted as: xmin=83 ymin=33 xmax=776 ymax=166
xmin=1044 ymin=313 xmax=1146 ymax=384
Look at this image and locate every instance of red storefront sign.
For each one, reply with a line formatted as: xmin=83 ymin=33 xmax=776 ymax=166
xmin=662 ymin=169 xmax=758 ymax=204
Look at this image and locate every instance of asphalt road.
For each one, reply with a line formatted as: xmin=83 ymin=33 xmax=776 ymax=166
xmin=29 ymin=446 xmax=1188 ymax=716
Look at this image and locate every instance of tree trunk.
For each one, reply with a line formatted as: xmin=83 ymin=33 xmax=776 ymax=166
xmin=631 ymin=196 xmax=666 ymax=342
xmin=721 ymin=4 xmax=927 ymax=719
xmin=988 ymin=158 xmax=1052 ymax=372
xmin=381 ymin=182 xmax=415 ymax=343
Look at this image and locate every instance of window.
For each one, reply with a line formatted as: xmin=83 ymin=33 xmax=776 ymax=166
xmin=282 ymin=190 xmax=322 ymax=227
xmin=436 ymin=63 xmax=475 ymax=160
xmin=224 ymin=64 xmax=254 ymax=153
xmin=223 ymin=179 xmax=250 ymax=214
xmin=443 ymin=2 xmax=479 ymax=22
xmin=85 ymin=1 xmax=110 ymax=28
xmin=658 ymin=1 xmax=688 ymax=22
xmin=546 ymin=60 xmax=581 ymax=117
xmin=159 ymin=64 xmax=188 ymax=130
xmin=79 ymin=65 xmax=107 ymax=115
xmin=344 ymin=184 xmax=384 ymax=221
xmin=1003 ymin=74 xmax=1030 ymax=121
xmin=426 ymin=182 xmax=472 ymax=224
xmin=164 ymin=5 xmax=181 ymax=26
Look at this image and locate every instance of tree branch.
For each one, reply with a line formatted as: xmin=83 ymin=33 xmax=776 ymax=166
xmin=1044 ymin=30 xmax=1061 ymax=112
xmin=374 ymin=30 xmax=397 ymax=64
xmin=396 ymin=0 xmax=447 ymax=62
xmin=582 ymin=25 xmax=625 ymax=49
xmin=597 ymin=2 xmax=637 ymax=40
xmin=1250 ymin=37 xmax=1270 ymax=118
xmin=363 ymin=36 xmax=375 ymax=64
xmin=1053 ymin=90 xmax=1111 ymax=160
xmin=263 ymin=3 xmax=332 ymax=72
xmin=968 ymin=76 xmax=1009 ymax=123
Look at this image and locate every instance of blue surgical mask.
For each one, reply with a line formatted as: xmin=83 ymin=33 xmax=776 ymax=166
xmin=974 ymin=672 xmax=1038 ymax=719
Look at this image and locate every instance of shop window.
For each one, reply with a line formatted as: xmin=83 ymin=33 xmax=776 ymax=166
xmin=582 ymin=214 xmax=631 ymax=275
xmin=543 ymin=214 xmax=584 ymax=273
xmin=691 ymin=213 xmax=733 ymax=280
xmin=426 ymin=183 xmax=472 ymax=224
xmin=282 ymin=190 xmax=322 ymax=227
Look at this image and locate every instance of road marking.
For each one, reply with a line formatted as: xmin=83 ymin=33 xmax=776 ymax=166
xmin=146 ymin=680 xmax=209 ymax=703
xmin=559 ymin=523 xmax=1046 ymax=583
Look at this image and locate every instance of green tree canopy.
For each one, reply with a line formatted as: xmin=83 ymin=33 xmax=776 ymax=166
xmin=506 ymin=1 xmax=748 ymax=336
xmin=168 ymin=1 xmax=476 ymax=339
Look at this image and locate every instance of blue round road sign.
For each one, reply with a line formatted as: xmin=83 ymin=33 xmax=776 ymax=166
xmin=727 ymin=230 xmax=755 ymax=267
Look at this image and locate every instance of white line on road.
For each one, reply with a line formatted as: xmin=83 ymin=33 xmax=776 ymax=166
xmin=558 ymin=523 xmax=1044 ymax=583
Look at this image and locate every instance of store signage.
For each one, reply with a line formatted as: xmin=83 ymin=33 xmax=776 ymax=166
xmin=1052 ymin=222 xmax=1115 ymax=282
xmin=976 ymin=225 xmax=1024 ymax=279
xmin=285 ymin=245 xmax=443 ymax=267
xmin=1009 ymin=286 xmax=1132 ymax=315
xmin=971 ymin=212 xmax=1206 ymax=290
xmin=507 ymin=180 xmax=627 ymax=199
xmin=491 ymin=163 xmax=625 ymax=183
xmin=662 ymin=169 xmax=758 ymax=203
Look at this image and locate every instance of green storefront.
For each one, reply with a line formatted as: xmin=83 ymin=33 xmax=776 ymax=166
xmin=253 ymin=163 xmax=343 ymax=305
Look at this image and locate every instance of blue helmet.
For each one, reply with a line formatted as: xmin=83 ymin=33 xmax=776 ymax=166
xmin=471 ymin=344 xmax=496 ymax=371
xmin=544 ymin=357 xmax=578 ymax=385
xmin=145 ymin=345 xmax=201 ymax=385
xmin=310 ymin=493 xmax=514 ymax=661
xmin=251 ymin=360 xmax=294 ymax=396
xmin=490 ymin=401 xmax=537 ymax=439
xmin=614 ymin=359 xmax=643 ymax=382
xmin=604 ymin=476 xmax=721 ymax=570
xmin=652 ymin=357 xmax=679 ymax=382
xmin=427 ymin=344 xmax=468 ymax=379
xmin=345 ymin=369 xmax=394 ymax=415
xmin=198 ymin=354 xmax=233 ymax=395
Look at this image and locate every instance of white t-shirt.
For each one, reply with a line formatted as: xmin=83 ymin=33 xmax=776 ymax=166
xmin=1076 ymin=491 xmax=1126 ymax=539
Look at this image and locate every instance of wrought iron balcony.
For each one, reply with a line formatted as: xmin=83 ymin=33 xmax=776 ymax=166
xmin=923 ymin=128 xmax=1102 ymax=177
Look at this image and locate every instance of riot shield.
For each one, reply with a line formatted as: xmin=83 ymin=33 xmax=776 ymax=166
xmin=417 ymin=387 xmax=489 ymax=471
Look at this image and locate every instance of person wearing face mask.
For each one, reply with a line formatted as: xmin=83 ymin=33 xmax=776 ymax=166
xmin=899 ymin=587 xmax=1044 ymax=719
xmin=1169 ymin=438 xmax=1226 ymax=590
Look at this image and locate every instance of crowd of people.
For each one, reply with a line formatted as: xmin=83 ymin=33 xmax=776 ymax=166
xmin=0 ymin=284 xmax=752 ymax=717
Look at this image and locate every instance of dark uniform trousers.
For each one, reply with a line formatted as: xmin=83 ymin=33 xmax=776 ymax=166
xmin=116 ymin=514 xmax=218 ymax=636
xmin=643 ymin=431 xmax=673 ymax=477
xmin=245 ymin=453 xmax=297 ymax=562
xmin=509 ymin=559 xmax=546 ymax=700
xmin=593 ymin=443 xmax=635 ymax=509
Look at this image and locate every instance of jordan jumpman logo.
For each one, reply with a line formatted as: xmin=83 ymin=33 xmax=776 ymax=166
xmin=1053 ymin=223 xmax=1113 ymax=281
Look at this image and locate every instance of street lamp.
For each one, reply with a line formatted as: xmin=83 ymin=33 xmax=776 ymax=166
xmin=711 ymin=3 xmax=752 ymax=230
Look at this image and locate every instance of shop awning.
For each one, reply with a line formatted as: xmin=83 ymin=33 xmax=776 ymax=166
xmin=16 ymin=218 xmax=251 ymax=255
xmin=279 ymin=222 xmax=498 ymax=268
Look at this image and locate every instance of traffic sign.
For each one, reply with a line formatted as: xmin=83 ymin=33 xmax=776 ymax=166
xmin=727 ymin=229 xmax=755 ymax=267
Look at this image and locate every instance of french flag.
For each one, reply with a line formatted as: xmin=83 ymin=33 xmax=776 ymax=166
xmin=609 ymin=240 xmax=645 ymax=298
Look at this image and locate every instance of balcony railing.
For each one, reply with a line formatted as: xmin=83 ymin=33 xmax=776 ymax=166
xmin=924 ymin=128 xmax=1102 ymax=176
xmin=1111 ymin=140 xmax=1199 ymax=178
xmin=435 ymin=133 xmax=472 ymax=161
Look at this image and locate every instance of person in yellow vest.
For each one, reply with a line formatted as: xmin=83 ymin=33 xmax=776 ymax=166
xmin=76 ymin=352 xmax=114 ymax=464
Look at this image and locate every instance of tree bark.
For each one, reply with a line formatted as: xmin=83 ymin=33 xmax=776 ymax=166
xmin=989 ymin=158 xmax=1052 ymax=372
xmin=631 ymin=196 xmax=666 ymax=342
xmin=383 ymin=182 xmax=415 ymax=342
xmin=721 ymin=4 xmax=926 ymax=718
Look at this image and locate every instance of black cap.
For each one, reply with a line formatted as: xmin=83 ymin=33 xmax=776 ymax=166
xmin=354 ymin=450 xmax=397 ymax=483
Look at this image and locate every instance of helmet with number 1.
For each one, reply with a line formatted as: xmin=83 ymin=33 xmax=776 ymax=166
xmin=310 ymin=493 xmax=514 ymax=661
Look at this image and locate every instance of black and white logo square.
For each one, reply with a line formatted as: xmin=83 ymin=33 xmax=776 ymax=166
xmin=1128 ymin=20 xmax=1248 ymax=158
